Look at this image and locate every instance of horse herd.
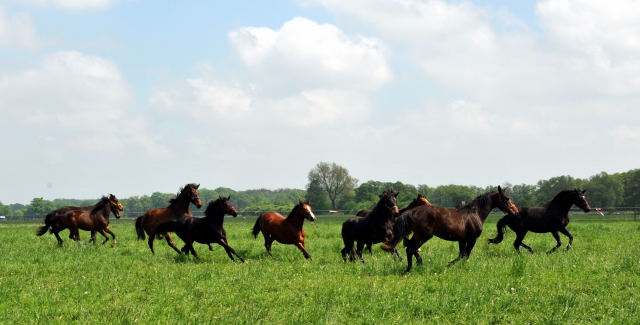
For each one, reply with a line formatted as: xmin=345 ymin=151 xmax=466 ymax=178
xmin=36 ymin=183 xmax=592 ymax=272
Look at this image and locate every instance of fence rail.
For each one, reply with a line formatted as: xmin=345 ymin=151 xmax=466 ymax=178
xmin=3 ymin=207 xmax=639 ymax=222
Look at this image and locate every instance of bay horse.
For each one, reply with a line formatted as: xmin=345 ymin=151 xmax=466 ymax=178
xmin=36 ymin=194 xmax=124 ymax=246
xmin=357 ymin=194 xmax=433 ymax=255
xmin=135 ymin=183 xmax=202 ymax=254
xmin=252 ymin=201 xmax=316 ymax=259
xmin=488 ymin=189 xmax=591 ymax=253
xmin=156 ymin=196 xmax=245 ymax=262
xmin=388 ymin=186 xmax=518 ymax=272
xmin=341 ymin=188 xmax=400 ymax=262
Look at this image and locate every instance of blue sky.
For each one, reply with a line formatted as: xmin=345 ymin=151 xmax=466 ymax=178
xmin=1 ymin=0 xmax=638 ymax=203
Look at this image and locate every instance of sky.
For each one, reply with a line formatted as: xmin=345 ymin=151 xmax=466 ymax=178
xmin=1 ymin=0 xmax=639 ymax=204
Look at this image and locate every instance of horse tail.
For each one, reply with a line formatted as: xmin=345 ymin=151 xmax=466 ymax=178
xmin=135 ymin=216 xmax=145 ymax=240
xmin=36 ymin=212 xmax=57 ymax=236
xmin=251 ymin=215 xmax=262 ymax=238
xmin=156 ymin=220 xmax=176 ymax=235
xmin=36 ymin=224 xmax=50 ymax=236
xmin=386 ymin=213 xmax=412 ymax=250
xmin=488 ymin=215 xmax=509 ymax=244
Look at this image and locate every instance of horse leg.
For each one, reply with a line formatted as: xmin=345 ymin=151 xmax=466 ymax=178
xmin=218 ymin=238 xmax=245 ymax=263
xmin=514 ymin=231 xmax=533 ymax=253
xmin=355 ymin=241 xmax=365 ymax=262
xmin=547 ymin=231 xmax=562 ymax=254
xmin=448 ymin=241 xmax=467 ymax=266
xmin=104 ymin=228 xmax=116 ymax=246
xmin=164 ymin=233 xmax=183 ymax=255
xmin=148 ymin=236 xmax=155 ymax=254
xmin=98 ymin=230 xmax=110 ymax=245
xmin=188 ymin=243 xmax=198 ymax=258
xmin=90 ymin=231 xmax=97 ymax=244
xmin=264 ymin=234 xmax=274 ymax=257
xmin=559 ymin=228 xmax=573 ymax=251
xmin=53 ymin=228 xmax=64 ymax=247
xmin=412 ymin=234 xmax=431 ymax=265
xmin=295 ymin=242 xmax=312 ymax=260
xmin=208 ymin=243 xmax=214 ymax=251
xmin=464 ymin=238 xmax=478 ymax=258
xmin=365 ymin=242 xmax=372 ymax=255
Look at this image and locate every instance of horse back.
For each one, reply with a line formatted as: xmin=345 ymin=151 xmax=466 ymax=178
xmin=142 ymin=207 xmax=183 ymax=234
xmin=410 ymin=206 xmax=476 ymax=240
xmin=260 ymin=211 xmax=303 ymax=244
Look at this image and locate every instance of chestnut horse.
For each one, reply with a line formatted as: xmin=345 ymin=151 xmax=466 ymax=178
xmin=36 ymin=194 xmax=124 ymax=246
xmin=488 ymin=189 xmax=591 ymax=253
xmin=355 ymin=194 xmax=433 ymax=256
xmin=341 ymin=189 xmax=400 ymax=262
xmin=388 ymin=186 xmax=518 ymax=272
xmin=252 ymin=201 xmax=316 ymax=259
xmin=156 ymin=196 xmax=244 ymax=262
xmin=135 ymin=183 xmax=202 ymax=254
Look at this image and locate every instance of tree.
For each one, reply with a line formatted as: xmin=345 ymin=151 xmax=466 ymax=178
xmin=583 ymin=172 xmax=624 ymax=207
xmin=24 ymin=197 xmax=55 ymax=218
xmin=622 ymin=169 xmax=640 ymax=206
xmin=0 ymin=201 xmax=11 ymax=216
xmin=305 ymin=179 xmax=331 ymax=211
xmin=429 ymin=185 xmax=483 ymax=207
xmin=308 ymin=162 xmax=358 ymax=210
xmin=508 ymin=183 xmax=538 ymax=207
xmin=535 ymin=175 xmax=582 ymax=205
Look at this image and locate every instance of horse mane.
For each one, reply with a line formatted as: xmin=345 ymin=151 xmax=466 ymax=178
xmin=546 ymin=189 xmax=580 ymax=208
xmin=204 ymin=196 xmax=228 ymax=218
xmin=287 ymin=201 xmax=305 ymax=219
xmin=458 ymin=191 xmax=494 ymax=212
xmin=91 ymin=196 xmax=111 ymax=214
xmin=168 ymin=183 xmax=198 ymax=207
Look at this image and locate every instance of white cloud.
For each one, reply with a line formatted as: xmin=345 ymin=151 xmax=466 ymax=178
xmin=0 ymin=51 xmax=166 ymax=156
xmin=229 ymin=17 xmax=391 ymax=94
xmin=0 ymin=6 xmax=40 ymax=49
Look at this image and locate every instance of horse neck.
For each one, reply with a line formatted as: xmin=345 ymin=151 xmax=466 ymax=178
xmin=467 ymin=195 xmax=493 ymax=222
xmin=285 ymin=208 xmax=305 ymax=228
xmin=546 ymin=194 xmax=574 ymax=216
xmin=369 ymin=202 xmax=393 ymax=221
xmin=91 ymin=200 xmax=111 ymax=220
xmin=204 ymin=209 xmax=225 ymax=225
xmin=169 ymin=194 xmax=192 ymax=215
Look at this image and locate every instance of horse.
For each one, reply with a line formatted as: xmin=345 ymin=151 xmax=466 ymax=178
xmin=156 ymin=196 xmax=245 ymax=262
xmin=135 ymin=183 xmax=203 ymax=254
xmin=356 ymin=194 xmax=433 ymax=255
xmin=488 ymin=189 xmax=591 ymax=254
xmin=36 ymin=194 xmax=124 ymax=246
xmin=341 ymin=188 xmax=400 ymax=262
xmin=251 ymin=200 xmax=316 ymax=259
xmin=387 ymin=186 xmax=518 ymax=272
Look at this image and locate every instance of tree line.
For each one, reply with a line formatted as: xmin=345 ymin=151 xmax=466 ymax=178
xmin=1 ymin=164 xmax=639 ymax=219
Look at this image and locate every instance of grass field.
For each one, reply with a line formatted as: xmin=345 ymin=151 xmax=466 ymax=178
xmin=1 ymin=215 xmax=639 ymax=324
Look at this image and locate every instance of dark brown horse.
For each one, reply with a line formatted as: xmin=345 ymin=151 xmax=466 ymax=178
xmin=135 ymin=183 xmax=202 ymax=254
xmin=357 ymin=194 xmax=433 ymax=255
xmin=36 ymin=194 xmax=124 ymax=246
xmin=488 ymin=189 xmax=591 ymax=253
xmin=252 ymin=201 xmax=316 ymax=259
xmin=156 ymin=196 xmax=244 ymax=262
xmin=388 ymin=186 xmax=518 ymax=272
xmin=341 ymin=189 xmax=400 ymax=262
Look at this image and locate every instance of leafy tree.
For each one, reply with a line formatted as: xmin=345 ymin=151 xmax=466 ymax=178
xmin=0 ymin=201 xmax=12 ymax=216
xmin=305 ymin=179 xmax=331 ymax=211
xmin=508 ymin=183 xmax=538 ymax=207
xmin=535 ymin=175 xmax=582 ymax=205
xmin=429 ymin=185 xmax=483 ymax=207
xmin=24 ymin=197 xmax=56 ymax=218
xmin=308 ymin=162 xmax=358 ymax=209
xmin=583 ymin=172 xmax=624 ymax=207
xmin=622 ymin=169 xmax=640 ymax=206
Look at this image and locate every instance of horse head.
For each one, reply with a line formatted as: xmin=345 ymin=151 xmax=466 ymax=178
xmin=185 ymin=183 xmax=203 ymax=209
xmin=298 ymin=200 xmax=316 ymax=221
xmin=379 ymin=188 xmax=400 ymax=218
xmin=107 ymin=194 xmax=124 ymax=219
xmin=572 ymin=189 xmax=591 ymax=212
xmin=495 ymin=186 xmax=519 ymax=215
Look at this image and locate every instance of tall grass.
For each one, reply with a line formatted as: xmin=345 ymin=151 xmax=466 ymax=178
xmin=1 ymin=217 xmax=639 ymax=324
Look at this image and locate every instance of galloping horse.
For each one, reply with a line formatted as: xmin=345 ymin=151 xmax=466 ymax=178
xmin=388 ymin=186 xmax=518 ymax=272
xmin=356 ymin=194 xmax=432 ymax=255
xmin=36 ymin=194 xmax=124 ymax=246
xmin=252 ymin=201 xmax=316 ymax=259
xmin=135 ymin=183 xmax=202 ymax=254
xmin=488 ymin=189 xmax=591 ymax=253
xmin=156 ymin=196 xmax=244 ymax=262
xmin=341 ymin=189 xmax=400 ymax=262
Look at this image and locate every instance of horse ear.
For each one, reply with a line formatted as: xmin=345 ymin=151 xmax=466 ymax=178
xmin=498 ymin=185 xmax=503 ymax=193
xmin=227 ymin=195 xmax=231 ymax=200
xmin=195 ymin=184 xmax=200 ymax=189
xmin=582 ymin=189 xmax=587 ymax=194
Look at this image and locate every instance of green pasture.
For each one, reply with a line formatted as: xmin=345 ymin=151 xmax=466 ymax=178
xmin=1 ymin=215 xmax=639 ymax=324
